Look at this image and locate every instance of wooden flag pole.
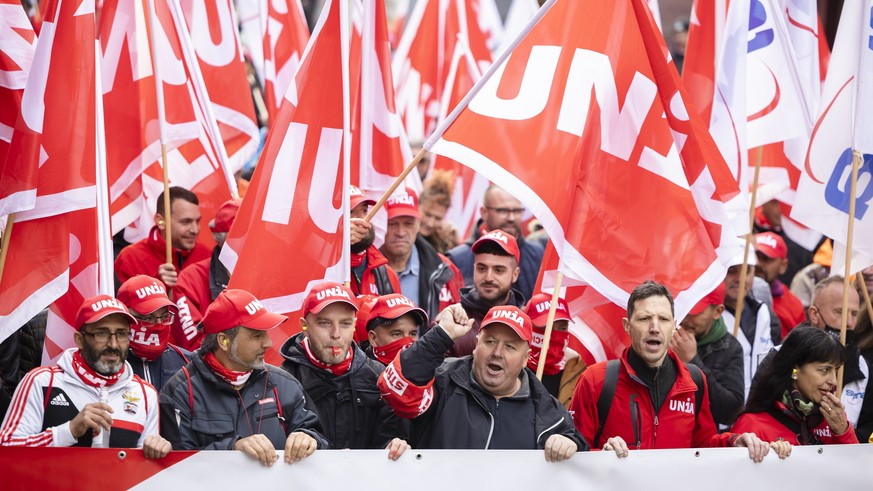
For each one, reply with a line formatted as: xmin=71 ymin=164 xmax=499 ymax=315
xmin=837 ymin=150 xmax=861 ymax=395
xmin=0 ymin=214 xmax=15 ymax=285
xmin=536 ymin=272 xmax=564 ymax=381
xmin=857 ymin=272 xmax=873 ymax=327
xmin=364 ymin=148 xmax=427 ymax=223
xmin=161 ymin=145 xmax=172 ymax=267
xmin=733 ymin=146 xmax=764 ymax=338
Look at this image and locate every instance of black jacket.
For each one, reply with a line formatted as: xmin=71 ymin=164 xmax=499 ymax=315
xmin=857 ymin=348 xmax=873 ymax=442
xmin=395 ymin=327 xmax=587 ymax=451
xmin=280 ymin=333 xmax=407 ymax=449
xmin=128 ymin=345 xmax=191 ymax=393
xmin=159 ymin=351 xmax=328 ymax=451
xmin=449 ymin=285 xmax=526 ymax=357
xmin=415 ymin=235 xmax=460 ymax=322
xmin=689 ymin=331 xmax=745 ymax=427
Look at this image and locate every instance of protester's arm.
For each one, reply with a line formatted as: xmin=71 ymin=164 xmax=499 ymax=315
xmin=689 ymin=345 xmax=744 ymax=426
xmin=569 ymin=369 xmax=601 ymax=448
xmin=0 ymin=369 xmax=83 ymax=447
xmin=158 ymin=378 xmax=238 ymax=450
xmin=691 ymin=376 xmax=737 ymax=448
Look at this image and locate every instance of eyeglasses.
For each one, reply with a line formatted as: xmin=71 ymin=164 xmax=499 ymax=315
xmin=134 ymin=312 xmax=175 ymax=326
xmin=484 ymin=206 xmax=525 ymax=217
xmin=82 ymin=330 xmax=132 ymax=343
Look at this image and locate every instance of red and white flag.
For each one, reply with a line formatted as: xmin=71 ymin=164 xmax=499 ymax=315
xmin=499 ymin=0 xmax=539 ymax=54
xmin=261 ymin=0 xmax=309 ymax=125
xmin=221 ymin=0 xmax=350 ymax=364
xmin=0 ymin=0 xmax=105 ymax=360
xmin=427 ymin=0 xmax=745 ymax=318
xmin=0 ymin=0 xmax=38 ymax=220
xmin=792 ymin=0 xmax=873 ymax=274
xmin=682 ymin=0 xmax=727 ymax=125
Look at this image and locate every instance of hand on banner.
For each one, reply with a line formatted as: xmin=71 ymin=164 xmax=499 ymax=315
xmin=437 ymin=304 xmax=475 ymax=340
xmin=385 ymin=438 xmax=410 ymax=461
xmin=768 ymin=440 xmax=792 ymax=459
xmin=602 ymin=436 xmax=629 ymax=458
xmin=350 ymin=218 xmax=372 ymax=245
xmin=284 ymin=431 xmax=318 ymax=464
xmin=819 ymin=392 xmax=849 ymax=436
xmin=732 ymin=433 xmax=770 ymax=463
xmin=142 ymin=435 xmax=173 ymax=459
xmin=669 ymin=328 xmax=698 ymax=363
xmin=69 ymin=402 xmax=113 ymax=439
xmin=158 ymin=263 xmax=178 ymax=288
xmin=543 ymin=434 xmax=577 ymax=462
xmin=234 ymin=434 xmax=279 ymax=466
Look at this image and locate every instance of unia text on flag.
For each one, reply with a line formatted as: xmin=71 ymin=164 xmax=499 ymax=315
xmin=0 ymin=0 xmax=103 ymax=360
xmin=262 ymin=0 xmax=310 ymax=125
xmin=792 ymin=0 xmax=873 ymax=277
xmin=0 ymin=0 xmax=37 ymax=220
xmin=100 ymin=0 xmax=232 ymax=250
xmin=221 ymin=0 xmax=350 ymax=365
xmin=427 ymin=0 xmax=745 ymax=320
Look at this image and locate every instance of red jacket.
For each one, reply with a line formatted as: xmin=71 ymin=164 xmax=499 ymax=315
xmin=732 ymin=407 xmax=859 ymax=445
xmin=114 ymin=227 xmax=211 ymax=289
xmin=350 ymin=246 xmax=401 ymax=296
xmin=772 ymin=284 xmax=806 ymax=339
xmin=571 ymin=348 xmax=737 ymax=449
xmin=170 ymin=256 xmax=212 ymax=350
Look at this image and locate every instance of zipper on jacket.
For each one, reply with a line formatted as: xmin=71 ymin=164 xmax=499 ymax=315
xmin=426 ymin=262 xmax=449 ymax=319
xmin=143 ymin=360 xmax=152 ymax=385
xmin=470 ymin=394 xmax=495 ymax=449
xmin=630 ymin=394 xmax=641 ymax=449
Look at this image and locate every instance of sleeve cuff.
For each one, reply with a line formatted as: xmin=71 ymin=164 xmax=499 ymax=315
xmin=52 ymin=422 xmax=78 ymax=447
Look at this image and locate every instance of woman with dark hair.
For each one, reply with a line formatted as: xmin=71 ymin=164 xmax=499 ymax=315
xmin=732 ymin=327 xmax=859 ymax=447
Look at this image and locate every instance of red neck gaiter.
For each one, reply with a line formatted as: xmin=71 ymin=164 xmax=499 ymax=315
xmin=203 ymin=352 xmax=252 ymax=388
xmin=527 ymin=330 xmax=569 ymax=376
xmin=72 ymin=350 xmax=125 ymax=388
xmin=371 ymin=337 xmax=414 ymax=365
xmin=129 ymin=323 xmax=170 ymax=362
xmin=302 ymin=337 xmax=353 ymax=376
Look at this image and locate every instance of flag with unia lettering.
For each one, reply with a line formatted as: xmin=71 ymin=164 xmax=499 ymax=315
xmin=426 ymin=0 xmax=746 ymax=319
xmin=262 ymin=0 xmax=310 ymax=125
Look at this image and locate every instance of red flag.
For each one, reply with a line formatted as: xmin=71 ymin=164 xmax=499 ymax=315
xmin=0 ymin=0 xmax=38 ymax=218
xmin=0 ymin=0 xmax=101 ymax=356
xmin=681 ymin=0 xmax=727 ymax=124
xmin=262 ymin=0 xmax=310 ymax=125
xmin=427 ymin=0 xmax=744 ymax=318
xmin=221 ymin=0 xmax=350 ymax=365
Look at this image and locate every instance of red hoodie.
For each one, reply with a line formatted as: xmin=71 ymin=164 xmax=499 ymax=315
xmin=114 ymin=226 xmax=210 ymax=290
xmin=350 ymin=246 xmax=401 ymax=296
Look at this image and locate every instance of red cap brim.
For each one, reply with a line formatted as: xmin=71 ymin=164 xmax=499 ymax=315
xmin=242 ymin=310 xmax=289 ymax=331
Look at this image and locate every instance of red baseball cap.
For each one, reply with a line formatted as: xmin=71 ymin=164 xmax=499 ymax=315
xmin=117 ymin=275 xmax=177 ymax=315
xmin=210 ymin=198 xmax=241 ymax=233
xmin=480 ymin=306 xmax=532 ymax=343
xmin=688 ymin=283 xmax=727 ymax=316
xmin=525 ymin=293 xmax=572 ymax=326
xmin=754 ymin=232 xmax=787 ymax=260
xmin=350 ymin=185 xmax=376 ymax=211
xmin=354 ymin=295 xmax=379 ymax=342
xmin=385 ymin=187 xmax=421 ymax=220
xmin=471 ymin=229 xmax=520 ymax=262
xmin=201 ymin=289 xmax=288 ymax=334
xmin=301 ymin=282 xmax=359 ymax=318
xmin=366 ymin=294 xmax=428 ymax=330
xmin=75 ymin=295 xmax=137 ymax=331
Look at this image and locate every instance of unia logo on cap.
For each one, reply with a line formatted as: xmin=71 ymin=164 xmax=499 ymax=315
xmin=756 ymin=234 xmax=779 ymax=249
xmin=490 ymin=307 xmax=524 ymax=328
xmin=483 ymin=230 xmax=509 ymax=245
xmin=386 ymin=296 xmax=415 ymax=308
xmin=388 ymin=192 xmax=415 ymax=206
xmin=316 ymin=286 xmax=352 ymax=301
xmin=91 ymin=297 xmax=125 ymax=312
xmin=136 ymin=282 xmax=167 ymax=299
xmin=244 ymin=299 xmax=265 ymax=315
xmin=534 ymin=300 xmax=568 ymax=314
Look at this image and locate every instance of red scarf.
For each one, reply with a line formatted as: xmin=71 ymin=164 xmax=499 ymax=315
xmin=527 ymin=330 xmax=569 ymax=376
xmin=129 ymin=323 xmax=170 ymax=362
xmin=350 ymin=251 xmax=367 ymax=268
xmin=203 ymin=352 xmax=252 ymax=388
xmin=302 ymin=337 xmax=353 ymax=376
xmin=371 ymin=337 xmax=414 ymax=365
xmin=72 ymin=350 xmax=125 ymax=388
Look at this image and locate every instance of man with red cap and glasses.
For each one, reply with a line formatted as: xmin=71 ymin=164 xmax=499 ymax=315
xmin=451 ymin=229 xmax=526 ymax=357
xmin=117 ymin=275 xmax=191 ymax=392
xmin=671 ymin=283 xmax=745 ymax=429
xmin=378 ymin=304 xmax=585 ymax=460
xmin=280 ymin=283 xmax=409 ymax=458
xmin=0 ymin=295 xmax=171 ymax=458
xmin=160 ymin=289 xmax=327 ymax=466
xmin=380 ymin=187 xmax=464 ymax=321
xmin=525 ymin=293 xmax=585 ymax=403
xmin=172 ymin=198 xmax=241 ymax=351
xmin=362 ymin=294 xmax=428 ymax=365
xmin=754 ymin=232 xmax=806 ymax=339
xmin=348 ymin=185 xmax=401 ymax=296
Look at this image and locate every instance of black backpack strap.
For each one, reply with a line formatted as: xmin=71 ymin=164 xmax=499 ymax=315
xmin=594 ymin=360 xmax=620 ymax=447
xmin=686 ymin=363 xmax=705 ymax=417
xmin=372 ymin=265 xmax=395 ymax=295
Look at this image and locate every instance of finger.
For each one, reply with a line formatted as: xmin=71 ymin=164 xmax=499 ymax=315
xmin=560 ymin=442 xmax=576 ymax=461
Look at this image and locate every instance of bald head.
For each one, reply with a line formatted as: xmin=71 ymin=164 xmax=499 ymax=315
xmin=809 ymin=276 xmax=860 ymax=331
xmin=480 ymin=186 xmax=524 ymax=238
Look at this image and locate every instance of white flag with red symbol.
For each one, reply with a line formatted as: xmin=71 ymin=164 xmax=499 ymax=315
xmin=0 ymin=0 xmax=105 ymax=359
xmin=427 ymin=0 xmax=745 ymax=319
xmin=100 ymin=0 xmax=232 ymax=249
xmin=0 ymin=0 xmax=38 ymax=219
xmin=792 ymin=0 xmax=873 ymax=274
xmin=222 ymin=0 xmax=350 ymax=365
xmin=262 ymin=0 xmax=310 ymax=125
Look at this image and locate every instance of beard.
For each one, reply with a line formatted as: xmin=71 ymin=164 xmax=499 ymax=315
xmin=351 ymin=227 xmax=376 ymax=253
xmin=81 ymin=343 xmax=125 ymax=376
xmin=228 ymin=337 xmax=266 ymax=371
